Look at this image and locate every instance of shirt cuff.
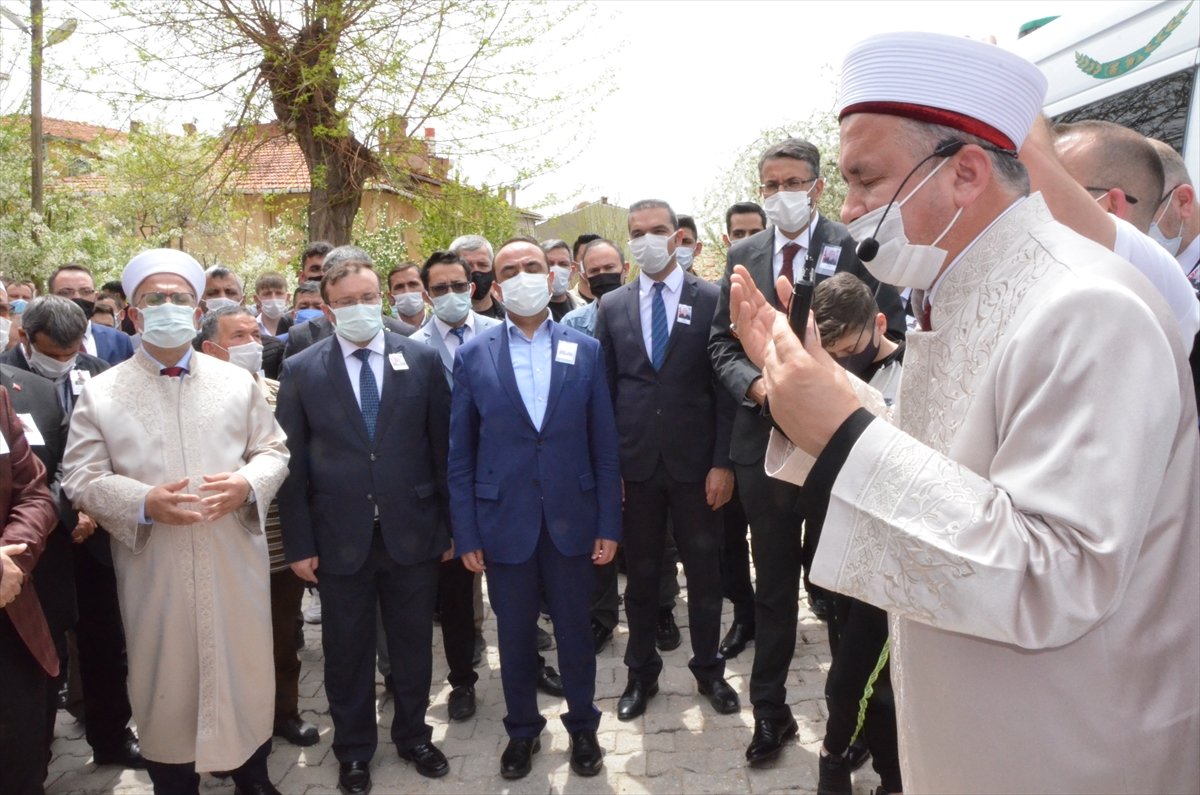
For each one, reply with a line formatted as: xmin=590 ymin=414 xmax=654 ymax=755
xmin=139 ymin=498 xmax=153 ymax=527
xmin=802 ymin=408 xmax=876 ymax=528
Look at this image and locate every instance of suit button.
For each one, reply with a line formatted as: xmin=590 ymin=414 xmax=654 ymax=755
xmin=370 ymin=453 xmax=376 ymax=461
xmin=656 ymin=408 xmax=662 ymax=415
xmin=367 ymin=493 xmax=374 ymax=502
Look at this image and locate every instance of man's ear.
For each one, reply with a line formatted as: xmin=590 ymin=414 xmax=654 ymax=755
xmin=200 ymin=340 xmax=218 ymax=356
xmin=694 ymin=240 xmax=704 ymax=259
xmin=321 ymin=305 xmax=337 ymax=325
xmin=1175 ymin=184 xmax=1196 ymax=218
xmin=951 ymin=145 xmax=993 ymax=207
xmin=722 ymin=233 xmax=731 ymax=248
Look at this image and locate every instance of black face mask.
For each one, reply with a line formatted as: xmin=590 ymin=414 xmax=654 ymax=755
xmin=835 ymin=334 xmax=880 ymax=378
xmin=470 ymin=270 xmax=495 ymax=298
xmin=587 ymin=272 xmax=623 ymax=299
xmin=72 ymin=298 xmax=96 ymax=319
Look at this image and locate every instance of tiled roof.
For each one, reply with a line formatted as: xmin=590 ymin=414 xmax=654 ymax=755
xmin=224 ymin=124 xmax=312 ymax=194
xmin=41 ymin=117 xmax=124 ymax=143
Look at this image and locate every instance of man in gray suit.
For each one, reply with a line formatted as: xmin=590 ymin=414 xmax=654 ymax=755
xmin=709 ymin=138 xmax=905 ymax=767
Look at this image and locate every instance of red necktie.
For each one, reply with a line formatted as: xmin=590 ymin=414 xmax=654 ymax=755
xmin=780 ymin=243 xmax=801 ymax=286
xmin=919 ymin=303 xmax=932 ymax=332
xmin=160 ymin=366 xmax=186 ymax=378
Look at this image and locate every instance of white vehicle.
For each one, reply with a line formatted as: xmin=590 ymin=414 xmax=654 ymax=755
xmin=1012 ymin=0 xmax=1199 ymax=186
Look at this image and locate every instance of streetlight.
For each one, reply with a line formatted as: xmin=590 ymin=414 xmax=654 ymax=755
xmin=0 ymin=2 xmax=77 ymax=216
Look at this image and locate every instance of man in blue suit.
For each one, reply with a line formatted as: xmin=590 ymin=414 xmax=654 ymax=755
xmin=276 ymin=252 xmax=452 ymax=794
xmin=47 ymin=265 xmax=134 ymax=365
xmin=449 ymin=236 xmax=621 ymax=781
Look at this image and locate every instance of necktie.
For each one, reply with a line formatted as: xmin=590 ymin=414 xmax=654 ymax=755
xmin=780 ymin=242 xmax=802 ymax=286
xmin=160 ymin=366 xmax=186 ymax=378
xmin=651 ymin=282 xmax=668 ymax=370
xmin=353 ymin=349 xmax=379 ymax=441
xmin=449 ymin=326 xmax=466 ymax=346
xmin=57 ymin=378 xmax=72 ymax=413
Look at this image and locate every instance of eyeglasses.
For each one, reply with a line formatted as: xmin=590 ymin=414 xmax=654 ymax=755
xmin=759 ymin=177 xmax=817 ymax=197
xmin=138 ymin=291 xmax=197 ymax=307
xmin=55 ymin=287 xmax=97 ymax=299
xmin=329 ymin=291 xmax=383 ymax=309
xmin=427 ymin=281 xmax=472 ymax=298
xmin=1085 ymin=186 xmax=1138 ymax=205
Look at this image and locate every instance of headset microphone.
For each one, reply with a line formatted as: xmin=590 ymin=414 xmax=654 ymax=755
xmin=855 ymin=139 xmax=965 ymax=262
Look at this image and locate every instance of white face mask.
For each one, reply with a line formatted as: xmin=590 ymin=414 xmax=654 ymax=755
xmin=392 ymin=291 xmax=426 ymax=318
xmin=204 ymin=297 xmax=239 ymax=313
xmin=139 ymin=303 xmax=199 ymax=348
xmin=1148 ymin=188 xmax=1183 ymax=257
xmin=549 ymin=265 xmax=572 ymax=297
xmin=29 ymin=347 xmax=76 ymax=381
xmin=846 ymin=158 xmax=962 ymax=291
xmin=500 ymin=271 xmax=551 ymax=317
xmin=675 ymin=245 xmax=695 ymax=270
xmin=764 ymin=187 xmax=813 ymax=233
xmin=432 ymin=291 xmax=472 ymax=325
xmin=331 ymin=303 xmax=384 ymax=343
xmin=215 ymin=340 xmax=263 ymax=374
xmin=628 ymin=234 xmax=674 ymax=275
xmin=259 ymin=298 xmax=288 ymax=320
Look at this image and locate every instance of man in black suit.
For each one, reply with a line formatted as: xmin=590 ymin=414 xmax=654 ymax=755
xmin=595 ymin=202 xmax=739 ymax=721
xmin=0 ymin=296 xmax=143 ymax=770
xmin=277 ymin=256 xmax=451 ymax=794
xmin=284 ymin=247 xmax=415 ymax=358
xmin=709 ymin=138 xmax=905 ymax=767
xmin=46 ymin=264 xmax=134 ymax=365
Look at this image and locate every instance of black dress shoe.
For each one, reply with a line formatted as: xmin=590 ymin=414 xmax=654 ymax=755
xmin=568 ymin=730 xmax=604 ymax=776
xmin=537 ymin=664 xmax=565 ymax=697
xmin=655 ymin=611 xmax=681 ymax=652
xmin=719 ymin=621 xmax=755 ymax=659
xmin=591 ymin=619 xmax=613 ymax=654
xmin=448 ymin=685 xmax=476 ymax=721
xmin=616 ymin=679 xmax=658 ymax=721
xmin=500 ymin=736 xmax=540 ymax=779
xmin=338 ymin=761 xmax=371 ymax=795
xmin=535 ymin=625 xmax=554 ymax=651
xmin=274 ymin=716 xmax=320 ymax=747
xmin=397 ymin=742 xmax=449 ymax=778
xmin=745 ymin=716 xmax=799 ymax=766
xmin=697 ymin=677 xmax=740 ymax=714
xmin=810 ymin=596 xmax=832 ymax=622
xmin=233 ymin=782 xmax=282 ymax=795
xmin=92 ymin=733 xmax=146 ymax=769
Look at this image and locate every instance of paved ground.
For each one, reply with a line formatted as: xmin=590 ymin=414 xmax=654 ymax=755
xmin=46 ymin=576 xmax=883 ymax=794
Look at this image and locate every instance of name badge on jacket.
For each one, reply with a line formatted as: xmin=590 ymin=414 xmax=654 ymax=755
xmin=70 ymin=369 xmax=91 ymax=396
xmin=676 ymin=304 xmax=692 ymax=325
xmin=817 ymin=244 xmax=842 ymax=276
xmin=389 ymin=352 xmax=408 ymax=371
xmin=15 ymin=413 xmax=44 ymax=446
xmin=555 ymin=341 xmax=578 ymax=365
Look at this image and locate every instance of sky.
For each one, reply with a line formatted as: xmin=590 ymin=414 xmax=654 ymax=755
xmin=0 ymin=0 xmax=1156 ymax=226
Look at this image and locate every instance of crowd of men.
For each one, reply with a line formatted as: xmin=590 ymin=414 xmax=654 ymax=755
xmin=1 ymin=30 xmax=1198 ymax=795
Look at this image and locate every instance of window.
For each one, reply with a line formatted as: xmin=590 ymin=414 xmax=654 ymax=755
xmin=1054 ymin=68 xmax=1195 ymax=153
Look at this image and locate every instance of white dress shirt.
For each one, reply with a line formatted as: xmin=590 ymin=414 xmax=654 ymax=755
xmin=82 ymin=321 xmax=98 ymax=357
xmin=432 ymin=312 xmax=477 ymax=355
xmin=771 ymin=215 xmax=819 ymax=282
xmin=336 ymin=330 xmax=386 ymax=408
xmin=638 ymin=263 xmax=685 ymax=362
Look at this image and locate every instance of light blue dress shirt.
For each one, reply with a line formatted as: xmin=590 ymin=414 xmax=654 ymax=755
xmin=506 ymin=317 xmax=554 ymax=430
xmin=561 ymin=300 xmax=597 ymax=337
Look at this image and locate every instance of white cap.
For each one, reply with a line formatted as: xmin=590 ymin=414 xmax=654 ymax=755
xmin=121 ymin=249 xmax=206 ymax=302
xmin=838 ymin=32 xmax=1047 ymax=153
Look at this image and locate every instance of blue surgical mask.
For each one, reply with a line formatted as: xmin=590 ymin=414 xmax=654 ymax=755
xmin=295 ymin=308 xmax=324 ymax=324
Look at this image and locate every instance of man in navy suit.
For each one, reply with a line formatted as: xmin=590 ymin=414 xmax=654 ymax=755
xmin=46 ymin=265 xmax=134 ymax=365
xmin=276 ymin=256 xmax=451 ymax=794
xmin=595 ymin=202 xmax=740 ymax=722
xmin=448 ymin=237 xmax=621 ymax=781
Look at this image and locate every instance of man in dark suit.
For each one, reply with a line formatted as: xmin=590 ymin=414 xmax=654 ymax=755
xmin=284 ymin=246 xmax=415 ymax=358
xmin=709 ymin=138 xmax=905 ymax=767
xmin=448 ymin=237 xmax=621 ymax=781
xmin=594 ymin=202 xmax=739 ymax=721
xmin=277 ymin=256 xmax=451 ymax=794
xmin=46 ymin=264 xmax=134 ymax=365
xmin=0 ymin=296 xmax=144 ymax=770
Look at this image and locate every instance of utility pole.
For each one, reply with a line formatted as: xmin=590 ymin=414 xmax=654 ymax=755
xmin=31 ymin=0 xmax=43 ymax=215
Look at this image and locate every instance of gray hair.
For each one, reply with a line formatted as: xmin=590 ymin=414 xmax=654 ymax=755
xmin=199 ymin=305 xmax=256 ymax=344
xmin=293 ymin=280 xmax=321 ymax=299
xmin=628 ymin=199 xmax=677 ymax=230
xmin=757 ymin=138 xmax=821 ymax=179
xmin=204 ymin=265 xmax=244 ymax=295
xmin=900 ymin=119 xmax=1030 ymax=196
xmin=322 ymin=245 xmax=374 ymax=274
xmin=448 ymin=235 xmax=494 ymax=262
xmin=540 ymin=239 xmax=571 ymax=257
xmin=21 ymin=295 xmax=87 ymax=347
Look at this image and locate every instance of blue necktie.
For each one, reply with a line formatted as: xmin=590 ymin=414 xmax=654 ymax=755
xmin=449 ymin=326 xmax=466 ymax=346
xmin=353 ymin=349 xmax=379 ymax=441
xmin=651 ymin=282 xmax=668 ymax=370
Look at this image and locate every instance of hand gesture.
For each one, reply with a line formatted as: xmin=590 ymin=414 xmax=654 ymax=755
xmin=145 ymin=478 xmax=203 ymax=525
xmin=198 ymin=473 xmax=252 ymax=522
xmin=0 ymin=543 xmax=28 ymax=608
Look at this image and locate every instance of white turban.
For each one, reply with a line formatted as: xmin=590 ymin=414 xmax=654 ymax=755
xmin=121 ymin=249 xmax=206 ymax=302
xmin=838 ymin=32 xmax=1047 ymax=153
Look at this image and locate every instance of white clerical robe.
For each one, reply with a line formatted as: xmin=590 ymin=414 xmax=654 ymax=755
xmin=62 ymin=351 xmax=289 ymax=771
xmin=767 ymin=194 xmax=1200 ymax=794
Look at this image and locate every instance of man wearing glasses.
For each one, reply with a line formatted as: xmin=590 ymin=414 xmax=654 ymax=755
xmin=62 ymin=248 xmax=290 ymax=794
xmin=709 ymin=138 xmax=904 ymax=767
xmin=47 ymin=264 xmax=134 ymax=365
xmin=276 ymin=248 xmax=453 ymax=793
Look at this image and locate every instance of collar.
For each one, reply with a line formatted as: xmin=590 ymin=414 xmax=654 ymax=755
xmin=505 ymin=315 xmax=553 ymax=343
xmin=433 ymin=311 xmax=475 ymax=340
xmin=773 ymin=214 xmax=819 ymax=254
xmin=336 ymin=329 xmax=386 ymax=360
xmin=638 ymin=263 xmax=684 ymax=296
xmin=84 ymin=321 xmax=95 ymax=343
xmin=140 ymin=346 xmax=194 ymax=371
xmin=929 ymin=196 xmax=1025 ymax=307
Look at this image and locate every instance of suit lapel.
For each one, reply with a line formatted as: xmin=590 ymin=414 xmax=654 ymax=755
xmin=489 ymin=329 xmax=536 ymax=430
xmin=542 ymin=324 xmax=570 ymax=430
xmin=662 ymin=275 xmax=698 ymax=365
xmin=325 ymin=341 xmax=372 ymax=447
xmin=754 ymin=229 xmax=782 ymax=309
xmin=373 ymin=334 xmax=404 ymax=443
xmin=620 ymin=282 xmax=653 ymax=370
xmin=426 ymin=324 xmax=456 ymax=381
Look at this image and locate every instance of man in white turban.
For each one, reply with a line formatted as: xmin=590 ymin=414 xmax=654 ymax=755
xmin=63 ymin=249 xmax=290 ymax=794
xmin=730 ymin=32 xmax=1200 ymax=795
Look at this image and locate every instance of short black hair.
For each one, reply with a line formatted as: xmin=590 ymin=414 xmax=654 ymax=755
xmin=386 ymin=262 xmax=420 ymax=290
xmin=100 ymin=280 xmax=125 ymax=300
xmin=47 ymin=263 xmax=93 ymax=293
xmin=420 ymin=252 xmax=470 ymax=287
xmin=628 ymin=199 xmax=677 ymax=230
xmin=757 ymin=138 xmax=821 ymax=178
xmin=677 ymin=215 xmax=698 ymax=238
xmin=572 ymin=233 xmax=602 ymax=261
xmin=293 ymin=280 xmax=321 ymax=301
xmin=725 ymin=201 xmax=767 ymax=232
xmin=300 ymin=241 xmax=333 ymax=267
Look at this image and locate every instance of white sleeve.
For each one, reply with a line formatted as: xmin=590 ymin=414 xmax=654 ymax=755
xmin=1111 ymin=215 xmax=1200 ymax=347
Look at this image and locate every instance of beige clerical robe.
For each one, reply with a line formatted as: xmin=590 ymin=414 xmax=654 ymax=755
xmin=62 ymin=351 xmax=289 ymax=771
xmin=768 ymin=194 xmax=1200 ymax=794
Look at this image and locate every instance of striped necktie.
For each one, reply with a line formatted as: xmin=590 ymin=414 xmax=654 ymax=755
xmin=353 ymin=349 xmax=379 ymax=441
xmin=651 ymin=282 xmax=668 ymax=370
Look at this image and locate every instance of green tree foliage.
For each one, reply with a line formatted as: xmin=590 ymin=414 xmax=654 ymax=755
xmin=411 ymin=177 xmax=517 ymax=257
